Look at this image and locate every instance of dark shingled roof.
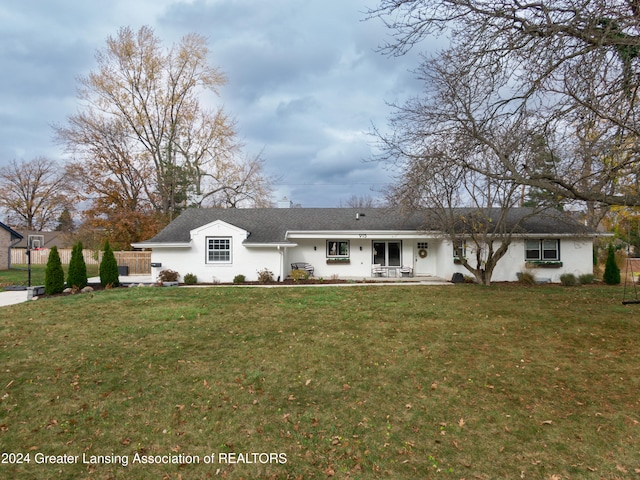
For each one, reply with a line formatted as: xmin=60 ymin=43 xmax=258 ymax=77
xmin=0 ymin=222 xmax=23 ymax=241
xmin=138 ymin=207 xmax=595 ymax=245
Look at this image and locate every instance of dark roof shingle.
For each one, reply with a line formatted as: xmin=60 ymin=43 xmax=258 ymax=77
xmin=138 ymin=207 xmax=595 ymax=245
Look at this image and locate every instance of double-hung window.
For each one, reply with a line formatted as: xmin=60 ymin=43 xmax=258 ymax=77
xmin=207 ymin=237 xmax=231 ymax=263
xmin=525 ymin=239 xmax=560 ymax=261
xmin=453 ymin=240 xmax=466 ymax=260
xmin=327 ymin=240 xmax=349 ymax=258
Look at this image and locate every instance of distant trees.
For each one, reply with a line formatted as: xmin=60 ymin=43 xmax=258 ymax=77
xmin=369 ymin=0 xmax=640 ymax=207
xmin=55 ymin=26 xmax=272 ymax=247
xmin=339 ymin=194 xmax=380 ymax=208
xmin=0 ymin=157 xmax=71 ymax=230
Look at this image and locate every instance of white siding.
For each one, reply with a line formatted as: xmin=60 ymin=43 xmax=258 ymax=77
xmin=431 ymin=237 xmax=594 ymax=282
xmin=149 ymin=223 xmax=595 ymax=284
xmin=150 ymin=220 xmax=285 ymax=283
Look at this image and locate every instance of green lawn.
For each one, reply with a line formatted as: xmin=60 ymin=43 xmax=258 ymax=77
xmin=0 ymin=284 xmax=638 ymax=479
xmin=0 ymin=264 xmax=101 ymax=289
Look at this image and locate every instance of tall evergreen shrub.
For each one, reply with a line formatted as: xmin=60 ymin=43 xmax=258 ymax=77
xmin=603 ymin=243 xmax=621 ymax=285
xmin=67 ymin=241 xmax=88 ymax=289
xmin=99 ymin=239 xmax=120 ymax=287
xmin=44 ymin=246 xmax=65 ymax=295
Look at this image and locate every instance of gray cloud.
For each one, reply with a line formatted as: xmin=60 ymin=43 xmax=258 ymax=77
xmin=0 ymin=0 xmax=425 ymax=208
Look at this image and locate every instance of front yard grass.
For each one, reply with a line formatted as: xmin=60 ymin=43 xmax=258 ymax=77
xmin=0 ymin=264 xmax=101 ymax=289
xmin=0 ymin=284 xmax=638 ymax=479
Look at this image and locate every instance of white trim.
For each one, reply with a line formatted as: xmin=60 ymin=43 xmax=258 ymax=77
xmin=131 ymin=242 xmax=191 ymax=249
xmin=206 ymin=236 xmax=232 ymax=264
xmin=286 ymin=230 xmax=441 ymax=240
xmin=191 ymin=219 xmax=247 ymax=238
xmin=243 ymin=242 xmax=298 ymax=248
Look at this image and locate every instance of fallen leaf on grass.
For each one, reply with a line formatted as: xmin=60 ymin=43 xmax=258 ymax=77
xmin=541 ymin=420 xmax=553 ymax=425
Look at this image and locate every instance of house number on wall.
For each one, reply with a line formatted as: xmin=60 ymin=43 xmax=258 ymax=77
xmin=359 ymin=234 xmax=367 ymax=238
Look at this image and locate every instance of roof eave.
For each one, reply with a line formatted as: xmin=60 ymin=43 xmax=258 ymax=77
xmin=243 ymin=242 xmax=298 ymax=248
xmin=131 ymin=242 xmax=191 ymax=249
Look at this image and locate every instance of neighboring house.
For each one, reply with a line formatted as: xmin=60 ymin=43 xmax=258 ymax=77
xmin=0 ymin=222 xmax=23 ymax=270
xmin=13 ymin=230 xmax=70 ymax=250
xmin=131 ymin=207 xmax=599 ymax=284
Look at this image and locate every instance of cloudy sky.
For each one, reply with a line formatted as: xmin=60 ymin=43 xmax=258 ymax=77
xmin=0 ymin=0 xmax=427 ymax=207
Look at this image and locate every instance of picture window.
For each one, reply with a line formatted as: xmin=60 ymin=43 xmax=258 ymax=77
xmin=327 ymin=240 xmax=349 ymax=257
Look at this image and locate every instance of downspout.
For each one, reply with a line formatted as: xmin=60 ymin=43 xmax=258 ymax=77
xmin=277 ymin=245 xmax=283 ymax=282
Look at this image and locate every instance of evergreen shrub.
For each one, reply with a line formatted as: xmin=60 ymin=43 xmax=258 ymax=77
xmin=44 ymin=246 xmax=65 ymax=295
xmin=603 ymin=244 xmax=621 ymax=285
xmin=183 ymin=273 xmax=197 ymax=285
xmin=67 ymin=241 xmax=88 ymax=289
xmin=99 ymin=239 xmax=120 ymax=287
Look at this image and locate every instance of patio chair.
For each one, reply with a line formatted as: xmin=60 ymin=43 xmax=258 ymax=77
xmin=399 ymin=265 xmax=413 ymax=277
xmin=371 ymin=264 xmax=385 ymax=277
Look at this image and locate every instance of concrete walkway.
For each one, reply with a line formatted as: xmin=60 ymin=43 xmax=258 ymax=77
xmin=0 ymin=276 xmax=155 ymax=308
xmin=0 ymin=289 xmax=30 ymax=307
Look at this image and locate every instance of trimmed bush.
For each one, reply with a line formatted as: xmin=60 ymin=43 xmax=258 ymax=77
xmin=560 ymin=273 xmax=578 ymax=286
xmin=578 ymin=273 xmax=595 ymax=285
xmin=99 ymin=239 xmax=120 ymax=288
xmin=233 ymin=274 xmax=246 ymax=284
xmin=183 ymin=273 xmax=197 ymax=285
xmin=44 ymin=246 xmax=65 ymax=295
xmin=517 ymin=271 xmax=536 ymax=285
xmin=603 ymin=243 xmax=621 ymax=285
xmin=158 ymin=269 xmax=179 ymax=282
xmin=290 ymin=269 xmax=309 ymax=282
xmin=67 ymin=241 xmax=88 ymax=289
xmin=257 ymin=268 xmax=274 ymax=284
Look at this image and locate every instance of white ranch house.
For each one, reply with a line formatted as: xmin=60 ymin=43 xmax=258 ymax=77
xmin=132 ymin=207 xmax=598 ymax=283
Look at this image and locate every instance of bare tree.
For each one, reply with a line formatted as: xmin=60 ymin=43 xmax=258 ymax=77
xmin=55 ymin=26 xmax=273 ymax=229
xmin=0 ymin=157 xmax=71 ymax=231
xmin=378 ymin=52 xmax=557 ymax=285
xmin=369 ymin=0 xmax=640 ymax=207
xmin=338 ymin=194 xmax=379 ymax=208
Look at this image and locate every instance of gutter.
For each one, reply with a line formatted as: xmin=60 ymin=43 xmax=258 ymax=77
xmin=130 ymin=242 xmax=191 ymax=249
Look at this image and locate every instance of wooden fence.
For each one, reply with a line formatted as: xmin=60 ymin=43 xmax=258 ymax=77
xmin=11 ymin=249 xmax=151 ymax=275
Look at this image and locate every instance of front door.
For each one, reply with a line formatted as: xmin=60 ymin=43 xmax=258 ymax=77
xmin=414 ymin=240 xmax=434 ymax=276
